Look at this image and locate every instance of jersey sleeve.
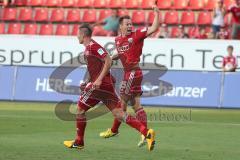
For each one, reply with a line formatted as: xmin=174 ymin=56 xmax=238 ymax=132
xmin=135 ymin=27 xmax=148 ymax=41
xmin=94 ymin=45 xmax=108 ymax=59
xmin=227 ymin=4 xmax=234 ymax=13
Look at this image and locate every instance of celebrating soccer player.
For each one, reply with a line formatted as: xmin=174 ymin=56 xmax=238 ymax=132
xmin=100 ymin=4 xmax=160 ymax=147
xmin=63 ymin=24 xmax=155 ymax=151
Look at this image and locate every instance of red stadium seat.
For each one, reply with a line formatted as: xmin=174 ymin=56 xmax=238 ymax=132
xmin=171 ymin=27 xmax=180 ymax=38
xmin=109 ymin=0 xmax=124 ymax=8
xmin=132 ymin=10 xmax=146 ymax=24
xmin=148 ymin=11 xmax=162 ymax=24
xmin=157 ymin=0 xmax=172 ymax=9
xmin=2 ymin=8 xmax=17 ymax=21
xmin=19 ymin=8 xmax=33 ymax=21
xmin=50 ymin=8 xmax=65 ymax=22
xmin=142 ymin=0 xmax=156 ymax=9
xmin=172 ymin=0 xmax=188 ymax=9
xmin=45 ymin=0 xmax=60 ymax=7
xmin=56 ymin=24 xmax=69 ymax=35
xmin=28 ymin=0 xmax=44 ymax=6
xmin=23 ymin=23 xmax=38 ymax=34
xmin=188 ymin=0 xmax=204 ymax=10
xmin=66 ymin=9 xmax=81 ymax=22
xmin=224 ymin=0 xmax=235 ymax=8
xmin=7 ymin=23 xmax=22 ymax=34
xmin=82 ymin=10 xmax=97 ymax=23
xmin=197 ymin=11 xmax=212 ymax=25
xmin=205 ymin=0 xmax=218 ymax=10
xmin=125 ymin=0 xmax=140 ymax=9
xmin=118 ymin=10 xmax=129 ymax=16
xmin=0 ymin=23 xmax=5 ymax=34
xmin=99 ymin=10 xmax=112 ymax=21
xmin=39 ymin=24 xmax=53 ymax=35
xmin=72 ymin=25 xmax=79 ymax=35
xmin=180 ymin=11 xmax=195 ymax=25
xmin=61 ymin=0 xmax=76 ymax=7
xmin=164 ymin=10 xmax=179 ymax=25
xmin=92 ymin=26 xmax=107 ymax=36
xmin=76 ymin=0 xmax=93 ymax=7
xmin=93 ymin=0 xmax=108 ymax=8
xmin=34 ymin=8 xmax=49 ymax=22
xmin=188 ymin=26 xmax=200 ymax=38
xmin=14 ymin=0 xmax=28 ymax=6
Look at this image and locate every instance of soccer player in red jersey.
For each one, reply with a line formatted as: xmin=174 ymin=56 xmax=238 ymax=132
xmin=63 ymin=24 xmax=155 ymax=151
xmin=227 ymin=0 xmax=240 ymax=39
xmin=100 ymin=4 xmax=160 ymax=147
xmin=222 ymin=45 xmax=238 ymax=72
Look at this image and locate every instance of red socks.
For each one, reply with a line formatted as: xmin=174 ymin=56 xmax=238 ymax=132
xmin=125 ymin=114 xmax=148 ymax=137
xmin=75 ymin=117 xmax=86 ymax=145
xmin=111 ymin=108 xmax=148 ymax=134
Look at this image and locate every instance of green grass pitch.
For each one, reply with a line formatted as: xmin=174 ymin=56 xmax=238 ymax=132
xmin=0 ymin=101 xmax=240 ymax=160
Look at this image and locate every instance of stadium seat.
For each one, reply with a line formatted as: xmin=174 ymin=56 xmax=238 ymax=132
xmin=125 ymin=0 xmax=140 ymax=9
xmin=224 ymin=0 xmax=235 ymax=8
xmin=0 ymin=23 xmax=5 ymax=34
xmin=164 ymin=10 xmax=179 ymax=25
xmin=71 ymin=24 xmax=79 ymax=35
xmin=108 ymin=0 xmax=124 ymax=8
xmin=180 ymin=11 xmax=195 ymax=25
xmin=82 ymin=10 xmax=97 ymax=23
xmin=188 ymin=0 xmax=204 ymax=10
xmin=14 ymin=0 xmax=28 ymax=6
xmin=171 ymin=27 xmax=180 ymax=38
xmin=61 ymin=0 xmax=76 ymax=7
xmin=188 ymin=26 xmax=200 ymax=38
xmin=172 ymin=0 xmax=188 ymax=9
xmin=2 ymin=8 xmax=17 ymax=21
xmin=23 ymin=23 xmax=38 ymax=34
xmin=76 ymin=0 xmax=93 ymax=7
xmin=142 ymin=0 xmax=156 ymax=9
xmin=34 ymin=8 xmax=49 ymax=22
xmin=50 ymin=8 xmax=65 ymax=22
xmin=39 ymin=24 xmax=53 ymax=35
xmin=7 ymin=23 xmax=22 ymax=34
xmin=99 ymin=10 xmax=112 ymax=21
xmin=19 ymin=8 xmax=33 ymax=21
xmin=56 ymin=24 xmax=69 ymax=35
xmin=92 ymin=26 xmax=107 ymax=36
xmin=28 ymin=0 xmax=44 ymax=6
xmin=66 ymin=9 xmax=81 ymax=22
xmin=93 ymin=0 xmax=108 ymax=8
xmin=148 ymin=11 xmax=162 ymax=24
xmin=118 ymin=10 xmax=129 ymax=16
xmin=132 ymin=10 xmax=146 ymax=24
xmin=197 ymin=11 xmax=212 ymax=25
xmin=157 ymin=0 xmax=172 ymax=9
xmin=205 ymin=0 xmax=218 ymax=10
xmin=45 ymin=0 xmax=60 ymax=7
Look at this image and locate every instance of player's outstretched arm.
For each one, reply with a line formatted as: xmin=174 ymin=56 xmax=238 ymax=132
xmin=146 ymin=3 xmax=160 ymax=37
xmin=93 ymin=54 xmax=112 ymax=88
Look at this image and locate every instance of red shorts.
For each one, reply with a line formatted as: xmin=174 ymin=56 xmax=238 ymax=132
xmin=78 ymin=82 xmax=121 ymax=111
xmin=120 ymin=68 xmax=143 ymax=97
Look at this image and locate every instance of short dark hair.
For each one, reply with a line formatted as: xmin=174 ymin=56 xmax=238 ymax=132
xmin=119 ymin=15 xmax=131 ymax=24
xmin=228 ymin=45 xmax=234 ymax=50
xmin=79 ymin=23 xmax=92 ymax=37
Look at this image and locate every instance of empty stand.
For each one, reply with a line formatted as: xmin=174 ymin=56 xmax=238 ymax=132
xmin=23 ymin=23 xmax=38 ymax=34
xmin=19 ymin=8 xmax=33 ymax=21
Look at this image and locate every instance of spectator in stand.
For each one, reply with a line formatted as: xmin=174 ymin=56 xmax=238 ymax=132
xmin=93 ymin=9 xmax=119 ymax=36
xmin=226 ymin=0 xmax=240 ymax=39
xmin=222 ymin=45 xmax=238 ymax=72
xmin=156 ymin=24 xmax=170 ymax=38
xmin=197 ymin=27 xmax=208 ymax=39
xmin=212 ymin=0 xmax=226 ymax=38
xmin=216 ymin=26 xmax=230 ymax=39
xmin=177 ymin=25 xmax=189 ymax=39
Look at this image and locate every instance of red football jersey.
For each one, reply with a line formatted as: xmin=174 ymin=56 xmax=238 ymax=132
xmin=84 ymin=39 xmax=114 ymax=84
xmin=228 ymin=5 xmax=240 ymax=24
xmin=115 ymin=28 xmax=148 ymax=70
xmin=223 ymin=56 xmax=238 ymax=68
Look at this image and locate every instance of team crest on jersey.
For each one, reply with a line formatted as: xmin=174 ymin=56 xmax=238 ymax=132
xmin=97 ymin=48 xmax=105 ymax=55
xmin=128 ymin=38 xmax=133 ymax=43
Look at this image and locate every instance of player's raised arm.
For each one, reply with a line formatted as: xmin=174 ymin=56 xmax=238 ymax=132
xmin=146 ymin=3 xmax=160 ymax=36
xmin=93 ymin=54 xmax=112 ymax=88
